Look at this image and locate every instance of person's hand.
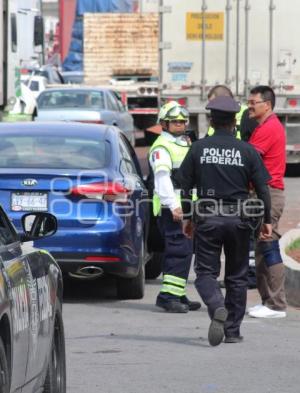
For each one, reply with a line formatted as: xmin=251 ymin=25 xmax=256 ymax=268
xmin=171 ymin=207 xmax=183 ymax=222
xmin=259 ymin=223 xmax=272 ymax=240
xmin=183 ymin=219 xmax=194 ymax=239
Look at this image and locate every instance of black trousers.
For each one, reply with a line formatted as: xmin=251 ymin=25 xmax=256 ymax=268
xmin=194 ymin=215 xmax=251 ymax=337
xmin=158 ymin=209 xmax=193 ymax=300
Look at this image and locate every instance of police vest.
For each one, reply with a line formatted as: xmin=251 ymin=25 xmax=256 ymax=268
xmin=207 ymin=104 xmax=247 ymax=139
xmin=149 ymin=135 xmax=190 ymax=216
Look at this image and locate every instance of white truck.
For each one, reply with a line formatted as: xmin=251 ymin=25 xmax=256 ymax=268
xmin=82 ymin=0 xmax=300 ymax=171
xmin=0 ymin=0 xmax=44 ymax=119
xmin=159 ymin=0 xmax=300 ymax=172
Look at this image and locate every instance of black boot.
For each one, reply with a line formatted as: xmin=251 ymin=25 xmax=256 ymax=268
xmin=181 ymin=296 xmax=201 ymax=311
xmin=156 ymin=295 xmax=189 ymax=313
xmin=208 ymin=307 xmax=228 ymax=346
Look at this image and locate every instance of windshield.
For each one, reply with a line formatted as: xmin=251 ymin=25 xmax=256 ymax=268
xmin=38 ymin=90 xmax=105 ymax=109
xmin=0 ymin=135 xmax=109 ymax=169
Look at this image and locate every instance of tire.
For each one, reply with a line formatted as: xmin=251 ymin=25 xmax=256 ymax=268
xmin=0 ymin=337 xmax=9 ymax=393
xmin=117 ymin=239 xmax=145 ymax=300
xmin=43 ymin=299 xmax=66 ymax=393
xmin=145 ymin=252 xmax=163 ymax=279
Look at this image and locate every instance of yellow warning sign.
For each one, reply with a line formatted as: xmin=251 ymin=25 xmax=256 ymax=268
xmin=186 ymin=12 xmax=224 ymax=41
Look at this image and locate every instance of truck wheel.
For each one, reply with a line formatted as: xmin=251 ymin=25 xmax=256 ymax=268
xmin=145 ymin=252 xmax=163 ymax=279
xmin=0 ymin=337 xmax=9 ymax=393
xmin=117 ymin=239 xmax=145 ymax=299
xmin=43 ymin=299 xmax=66 ymax=393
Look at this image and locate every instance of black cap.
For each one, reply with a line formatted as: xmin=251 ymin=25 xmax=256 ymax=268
xmin=206 ymin=96 xmax=241 ymax=113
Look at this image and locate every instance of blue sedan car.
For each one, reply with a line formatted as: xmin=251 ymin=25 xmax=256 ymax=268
xmin=0 ymin=122 xmax=152 ymax=299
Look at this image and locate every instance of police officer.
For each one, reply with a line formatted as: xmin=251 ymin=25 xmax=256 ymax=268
xmin=176 ymin=96 xmax=272 ymax=345
xmin=149 ymin=101 xmax=201 ymax=313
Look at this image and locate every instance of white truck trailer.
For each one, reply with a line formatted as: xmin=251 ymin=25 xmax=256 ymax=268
xmin=0 ymin=0 xmax=43 ymax=118
xmin=159 ymin=0 xmax=300 ymax=172
xmin=82 ymin=0 xmax=300 ymax=171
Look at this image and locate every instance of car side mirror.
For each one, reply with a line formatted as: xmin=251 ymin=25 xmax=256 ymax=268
xmin=20 ymin=212 xmax=57 ymax=242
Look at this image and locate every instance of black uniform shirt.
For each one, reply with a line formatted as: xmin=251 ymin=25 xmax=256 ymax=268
xmin=176 ymin=129 xmax=272 ymax=222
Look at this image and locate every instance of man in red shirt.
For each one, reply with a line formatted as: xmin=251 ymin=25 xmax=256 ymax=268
xmin=247 ymin=85 xmax=287 ymax=318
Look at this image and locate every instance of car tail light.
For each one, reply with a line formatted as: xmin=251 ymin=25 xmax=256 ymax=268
xmin=84 ymin=256 xmax=121 ymax=262
xmin=70 ymin=182 xmax=131 ymax=202
xmin=78 ymin=120 xmax=104 ymax=124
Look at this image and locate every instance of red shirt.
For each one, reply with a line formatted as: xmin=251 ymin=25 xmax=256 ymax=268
xmin=249 ymin=113 xmax=286 ymax=190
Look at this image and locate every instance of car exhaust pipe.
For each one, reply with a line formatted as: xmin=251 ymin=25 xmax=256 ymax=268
xmin=68 ymin=266 xmax=104 ymax=280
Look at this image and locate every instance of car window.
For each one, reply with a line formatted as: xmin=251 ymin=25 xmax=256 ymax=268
xmin=38 ymin=91 xmax=105 ymax=109
xmin=0 ymin=208 xmax=18 ymax=246
xmin=119 ymin=136 xmax=138 ymax=175
xmin=106 ymin=92 xmax=119 ymax=111
xmin=29 ymin=80 xmax=40 ymax=91
xmin=120 ymin=134 xmax=143 ymax=178
xmin=111 ymin=91 xmax=125 ymax=112
xmin=0 ymin=136 xmax=109 ymax=170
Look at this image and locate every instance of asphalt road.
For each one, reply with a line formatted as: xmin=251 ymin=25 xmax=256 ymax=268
xmin=63 ymin=141 xmax=300 ymax=393
xmin=63 ymin=273 xmax=300 ymax=393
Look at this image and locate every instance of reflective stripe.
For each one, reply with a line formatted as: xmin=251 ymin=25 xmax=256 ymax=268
xmin=162 ymin=275 xmax=186 ymax=296
xmin=163 ymin=274 xmax=186 ymax=287
xmin=161 ymin=285 xmax=185 ymax=297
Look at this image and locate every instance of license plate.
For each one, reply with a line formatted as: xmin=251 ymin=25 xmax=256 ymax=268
xmin=11 ymin=192 xmax=48 ymax=212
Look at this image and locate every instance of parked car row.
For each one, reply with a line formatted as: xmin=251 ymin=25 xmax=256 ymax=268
xmin=20 ymin=66 xmax=136 ymax=147
xmin=35 ymin=87 xmax=136 ymax=146
xmin=0 ymin=121 xmax=162 ymax=301
xmin=0 ymin=116 xmax=161 ymax=392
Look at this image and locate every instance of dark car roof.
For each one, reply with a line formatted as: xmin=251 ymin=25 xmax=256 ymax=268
xmin=0 ymin=122 xmax=115 ymax=139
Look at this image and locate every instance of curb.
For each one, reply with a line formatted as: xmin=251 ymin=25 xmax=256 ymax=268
xmin=280 ymin=229 xmax=300 ymax=307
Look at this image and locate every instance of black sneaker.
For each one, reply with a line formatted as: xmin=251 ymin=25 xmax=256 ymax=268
xmin=181 ymin=296 xmax=201 ymax=311
xmin=156 ymin=295 xmax=189 ymax=313
xmin=224 ymin=336 xmax=244 ymax=344
xmin=208 ymin=307 xmax=228 ymax=347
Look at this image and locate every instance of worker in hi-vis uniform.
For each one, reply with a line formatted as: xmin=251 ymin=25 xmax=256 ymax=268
xmin=206 ymin=84 xmax=247 ymax=140
xmin=149 ymin=101 xmax=201 ymax=313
